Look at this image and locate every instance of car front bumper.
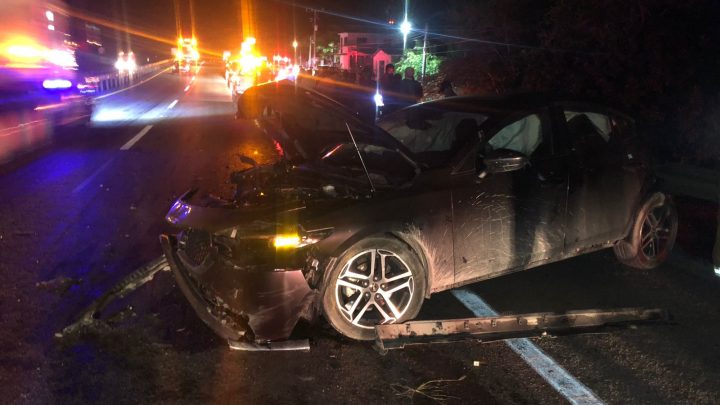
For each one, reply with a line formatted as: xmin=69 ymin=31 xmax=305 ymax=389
xmin=160 ymin=234 xmax=315 ymax=342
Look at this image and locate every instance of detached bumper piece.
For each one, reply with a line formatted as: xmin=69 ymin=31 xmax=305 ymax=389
xmin=375 ymin=307 xmax=670 ymax=352
xmin=228 ymin=338 xmax=310 ymax=352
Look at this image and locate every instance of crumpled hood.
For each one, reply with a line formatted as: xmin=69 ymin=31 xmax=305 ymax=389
xmin=165 ymin=163 xmax=366 ymax=232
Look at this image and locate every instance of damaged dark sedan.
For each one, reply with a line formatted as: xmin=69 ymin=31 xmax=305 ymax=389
xmin=160 ymin=81 xmax=678 ymax=345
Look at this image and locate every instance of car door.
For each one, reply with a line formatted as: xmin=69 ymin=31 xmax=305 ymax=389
xmin=451 ymin=109 xmax=568 ymax=285
xmin=559 ymin=107 xmax=646 ymax=253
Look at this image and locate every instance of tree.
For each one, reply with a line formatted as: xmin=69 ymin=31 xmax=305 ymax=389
xmin=395 ymin=49 xmax=442 ymax=78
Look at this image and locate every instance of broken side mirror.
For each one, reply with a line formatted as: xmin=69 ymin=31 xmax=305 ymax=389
xmin=483 ymin=149 xmax=529 ymax=174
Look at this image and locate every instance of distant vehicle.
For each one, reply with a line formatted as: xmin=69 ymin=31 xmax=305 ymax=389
xmin=0 ymin=0 xmax=92 ymax=161
xmin=172 ymin=37 xmax=198 ymax=74
xmin=161 ymin=83 xmax=677 ymax=345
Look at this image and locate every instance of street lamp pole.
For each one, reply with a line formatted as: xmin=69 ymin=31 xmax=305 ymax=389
xmin=293 ymin=40 xmax=298 ymax=64
xmin=421 ymin=22 xmax=428 ymax=82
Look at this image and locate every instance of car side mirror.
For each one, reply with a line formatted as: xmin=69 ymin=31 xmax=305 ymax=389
xmin=483 ymin=149 xmax=529 ymax=174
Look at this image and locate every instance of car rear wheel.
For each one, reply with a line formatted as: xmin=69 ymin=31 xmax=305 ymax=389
xmin=322 ymin=236 xmax=426 ymax=341
xmin=614 ymin=193 xmax=678 ymax=269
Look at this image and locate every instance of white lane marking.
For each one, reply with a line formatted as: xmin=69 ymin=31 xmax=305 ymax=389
xmin=452 ymin=288 xmax=604 ymax=405
xmin=184 ymin=85 xmax=190 ymax=92
xmin=72 ymin=158 xmax=114 ymax=194
xmin=167 ymin=99 xmax=178 ymax=109
xmin=120 ymin=125 xmax=153 ymax=150
xmin=94 ymin=66 xmax=172 ymax=100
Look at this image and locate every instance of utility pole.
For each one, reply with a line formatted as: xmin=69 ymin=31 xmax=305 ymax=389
xmin=311 ymin=9 xmax=318 ymax=73
xmin=421 ymin=22 xmax=428 ymax=82
xmin=308 ymin=35 xmax=312 ymax=70
xmin=189 ymin=0 xmax=196 ymax=39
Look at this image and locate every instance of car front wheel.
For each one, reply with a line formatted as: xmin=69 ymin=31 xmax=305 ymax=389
xmin=322 ymin=236 xmax=426 ymax=341
xmin=614 ymin=192 xmax=678 ymax=269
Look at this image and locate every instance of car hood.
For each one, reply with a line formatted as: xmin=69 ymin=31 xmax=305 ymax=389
xmin=237 ymin=80 xmax=411 ymax=164
xmin=165 ymin=162 xmax=369 ymax=232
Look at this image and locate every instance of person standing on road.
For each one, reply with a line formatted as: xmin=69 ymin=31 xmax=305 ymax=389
xmin=379 ymin=64 xmax=402 ymax=113
xmin=400 ymin=67 xmax=423 ymax=105
xmin=379 ymin=64 xmax=397 ymax=95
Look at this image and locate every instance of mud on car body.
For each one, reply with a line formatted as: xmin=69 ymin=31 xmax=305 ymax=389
xmin=161 ymin=81 xmax=678 ymax=344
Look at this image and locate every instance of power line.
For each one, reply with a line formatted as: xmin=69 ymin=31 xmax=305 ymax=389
xmin=269 ymin=0 xmax=605 ymax=56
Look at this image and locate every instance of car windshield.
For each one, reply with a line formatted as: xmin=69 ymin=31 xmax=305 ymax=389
xmin=318 ymin=142 xmax=418 ymax=188
xmin=379 ymin=106 xmax=489 ymax=168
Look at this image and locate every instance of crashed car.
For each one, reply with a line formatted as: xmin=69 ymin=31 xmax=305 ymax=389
xmin=160 ymin=82 xmax=678 ymax=344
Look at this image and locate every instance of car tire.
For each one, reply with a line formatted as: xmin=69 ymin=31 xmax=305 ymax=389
xmin=322 ymin=236 xmax=426 ymax=341
xmin=613 ymin=192 xmax=678 ymax=270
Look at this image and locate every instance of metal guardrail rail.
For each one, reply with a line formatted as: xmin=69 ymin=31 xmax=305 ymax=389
xmin=84 ymin=58 xmax=174 ymax=94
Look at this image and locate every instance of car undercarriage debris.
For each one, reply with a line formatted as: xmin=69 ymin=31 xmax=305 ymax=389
xmin=374 ymin=307 xmax=670 ymax=353
xmin=58 ymin=256 xmax=170 ymax=337
xmin=227 ymin=338 xmax=310 ymax=352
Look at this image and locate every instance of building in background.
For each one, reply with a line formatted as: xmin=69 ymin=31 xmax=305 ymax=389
xmin=337 ymin=31 xmax=402 ymax=77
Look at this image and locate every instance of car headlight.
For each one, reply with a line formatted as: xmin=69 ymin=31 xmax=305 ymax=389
xmin=166 ymin=201 xmax=192 ymax=224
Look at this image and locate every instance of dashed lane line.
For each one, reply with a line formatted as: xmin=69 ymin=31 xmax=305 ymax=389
xmin=119 ymin=125 xmax=154 ymax=151
xmin=452 ymin=288 xmax=605 ymax=405
xmin=71 ymin=158 xmax=114 ymax=194
xmin=167 ymin=99 xmax=178 ymax=109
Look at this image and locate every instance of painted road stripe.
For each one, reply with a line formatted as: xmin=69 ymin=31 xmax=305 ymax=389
xmin=72 ymin=158 xmax=114 ymax=194
xmin=120 ymin=125 xmax=153 ymax=150
xmin=184 ymin=85 xmax=190 ymax=92
xmin=167 ymin=99 xmax=178 ymax=109
xmin=452 ymin=288 xmax=604 ymax=405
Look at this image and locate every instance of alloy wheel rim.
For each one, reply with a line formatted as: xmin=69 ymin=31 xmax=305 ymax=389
xmin=334 ymin=249 xmax=414 ymax=329
xmin=640 ymin=203 xmax=674 ymax=259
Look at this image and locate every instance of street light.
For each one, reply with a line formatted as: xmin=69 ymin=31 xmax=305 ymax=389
xmin=400 ymin=19 xmax=412 ymax=50
xmin=292 ymin=39 xmax=298 ymax=64
xmin=400 ymin=0 xmax=411 ymax=50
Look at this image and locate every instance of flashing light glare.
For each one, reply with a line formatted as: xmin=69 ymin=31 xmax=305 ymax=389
xmin=45 ymin=10 xmax=54 ymax=21
xmin=46 ymin=49 xmax=78 ymax=68
xmin=42 ymin=79 xmax=72 ymax=89
xmin=5 ymin=44 xmax=44 ymax=59
xmin=292 ymin=40 xmax=298 ymax=48
xmin=245 ymin=37 xmax=256 ymax=45
xmin=47 ymin=24 xmax=55 ymax=31
xmin=273 ymin=234 xmax=301 ymax=249
xmin=374 ymin=92 xmax=384 ymax=107
xmin=400 ymin=20 xmax=412 ymax=36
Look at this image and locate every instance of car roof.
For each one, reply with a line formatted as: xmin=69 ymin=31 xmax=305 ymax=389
xmin=407 ymin=93 xmax=633 ymax=121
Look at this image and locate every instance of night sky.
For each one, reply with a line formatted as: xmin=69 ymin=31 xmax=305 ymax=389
xmin=66 ymin=0 xmax=425 ymax=57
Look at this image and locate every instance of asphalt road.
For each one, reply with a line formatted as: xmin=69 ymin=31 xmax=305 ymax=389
xmin=1 ymin=65 xmax=719 ymax=404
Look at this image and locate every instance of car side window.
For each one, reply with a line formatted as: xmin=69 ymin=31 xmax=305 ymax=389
xmin=487 ymin=114 xmax=545 ymax=157
xmin=564 ymin=110 xmax=633 ymax=169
